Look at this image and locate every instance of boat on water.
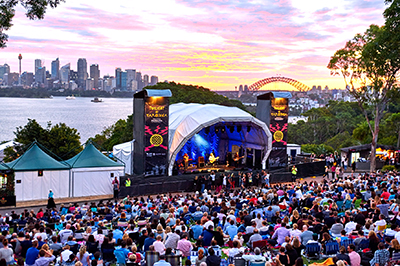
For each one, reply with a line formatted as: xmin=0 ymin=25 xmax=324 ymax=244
xmin=91 ymin=97 xmax=103 ymax=103
xmin=66 ymin=95 xmax=76 ymax=100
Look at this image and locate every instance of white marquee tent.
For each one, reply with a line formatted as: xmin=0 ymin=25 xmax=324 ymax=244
xmin=113 ymin=141 xmax=134 ymax=175
xmin=65 ymin=143 xmax=124 ymax=198
xmin=6 ymin=143 xmax=70 ymax=202
xmin=168 ymin=103 xmax=272 ymax=175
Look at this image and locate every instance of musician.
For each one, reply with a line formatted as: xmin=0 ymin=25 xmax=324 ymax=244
xmin=183 ymin=153 xmax=189 ymax=170
xmin=233 ymin=152 xmax=240 ymax=167
xmin=208 ymin=151 xmax=219 ymax=166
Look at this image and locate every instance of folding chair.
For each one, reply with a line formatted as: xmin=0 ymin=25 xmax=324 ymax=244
xmin=233 ymin=257 xmax=247 ymax=266
xmin=249 ymin=261 xmax=266 ymax=266
xmin=145 ymin=251 xmax=159 ymax=266
xmin=165 ymin=255 xmax=181 ymax=266
xmin=324 ymin=241 xmax=339 ymax=256
xmin=340 ymin=239 xmax=353 ymax=249
xmin=304 ymin=242 xmax=321 ymax=261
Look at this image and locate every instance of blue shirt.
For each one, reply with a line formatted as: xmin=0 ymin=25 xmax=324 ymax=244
xmin=113 ymin=229 xmax=123 ymax=242
xmin=144 ymin=237 xmax=156 ymax=252
xmin=26 ymin=247 xmax=39 ymax=265
xmin=200 ymin=229 xmax=214 ymax=247
xmin=114 ymin=247 xmax=130 ymax=264
xmin=224 ymin=225 xmax=238 ymax=240
xmin=191 ymin=225 xmax=203 ymax=240
xmin=154 ymin=260 xmax=172 ymax=266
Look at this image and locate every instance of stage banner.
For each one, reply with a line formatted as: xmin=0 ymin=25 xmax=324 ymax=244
xmin=144 ymin=97 xmax=169 ymax=176
xmin=269 ymin=97 xmax=289 ymax=168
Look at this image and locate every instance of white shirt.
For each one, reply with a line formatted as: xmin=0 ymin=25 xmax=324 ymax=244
xmin=204 ymin=220 xmax=214 ymax=230
xmin=345 ymin=221 xmax=357 ymax=234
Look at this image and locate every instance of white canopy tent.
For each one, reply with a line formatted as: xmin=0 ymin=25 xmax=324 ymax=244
xmin=66 ymin=143 xmax=124 ymax=198
xmin=113 ymin=141 xmax=134 ymax=175
xmin=168 ymin=103 xmax=272 ymax=175
xmin=6 ymin=143 xmax=70 ymax=202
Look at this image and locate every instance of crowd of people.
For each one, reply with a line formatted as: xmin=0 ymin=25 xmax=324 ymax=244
xmin=0 ymin=169 xmax=398 ymax=266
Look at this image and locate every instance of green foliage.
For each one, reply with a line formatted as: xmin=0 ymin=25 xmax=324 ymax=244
xmin=0 ymin=0 xmax=64 ymax=48
xmin=4 ymin=119 xmax=81 ymax=162
xmin=90 ymin=116 xmax=133 ymax=151
xmin=382 ymin=165 xmax=397 ymax=172
xmin=301 ymin=144 xmax=335 ymax=156
xmin=287 ymin=101 xmax=364 ymax=146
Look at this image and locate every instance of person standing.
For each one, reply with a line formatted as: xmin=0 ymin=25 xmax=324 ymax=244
xmin=47 ymin=190 xmax=56 ymax=209
xmin=291 ymin=165 xmax=298 ymax=183
xmin=112 ymin=177 xmax=119 ymax=200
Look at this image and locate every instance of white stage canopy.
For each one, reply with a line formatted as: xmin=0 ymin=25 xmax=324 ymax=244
xmin=168 ymin=103 xmax=272 ymax=175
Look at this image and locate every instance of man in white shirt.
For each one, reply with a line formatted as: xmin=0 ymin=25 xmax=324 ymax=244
xmin=59 ymin=224 xmax=73 ymax=245
xmin=153 ymin=235 xmax=165 ymax=255
xmin=344 ymin=217 xmax=357 ymax=234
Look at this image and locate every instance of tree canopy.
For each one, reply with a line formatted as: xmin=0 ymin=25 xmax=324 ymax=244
xmin=327 ymin=1 xmax=400 ymax=171
xmin=4 ymin=118 xmax=81 ymax=162
xmin=1 ymin=0 xmax=64 ymax=48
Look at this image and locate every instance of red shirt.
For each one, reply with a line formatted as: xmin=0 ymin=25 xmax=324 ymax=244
xmin=381 ymin=191 xmax=390 ymax=200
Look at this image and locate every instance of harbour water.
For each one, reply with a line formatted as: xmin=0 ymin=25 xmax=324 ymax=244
xmin=0 ymin=97 xmax=133 ymax=142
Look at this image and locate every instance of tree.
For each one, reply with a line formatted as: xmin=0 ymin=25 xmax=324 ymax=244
xmin=385 ymin=113 xmax=400 ymax=147
xmin=1 ymin=0 xmax=64 ymax=48
xmin=328 ymin=1 xmax=400 ymax=171
xmin=4 ymin=119 xmax=81 ymax=162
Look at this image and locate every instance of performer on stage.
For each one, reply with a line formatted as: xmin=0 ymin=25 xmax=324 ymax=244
xmin=233 ymin=152 xmax=240 ymax=167
xmin=183 ymin=153 xmax=189 ymax=170
xmin=208 ymin=151 xmax=219 ymax=166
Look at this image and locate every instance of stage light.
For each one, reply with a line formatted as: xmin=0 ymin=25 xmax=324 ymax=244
xmin=215 ymin=127 xmax=219 ymax=133
xmin=237 ymin=125 xmax=242 ymax=132
xmin=247 ymin=126 xmax=251 ymax=132
xmin=221 ymin=126 xmax=226 ymax=133
xmin=229 ymin=126 xmax=234 ymax=133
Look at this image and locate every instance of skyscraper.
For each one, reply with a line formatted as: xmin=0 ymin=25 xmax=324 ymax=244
xmin=121 ymin=71 xmax=127 ymax=91
xmin=143 ymin=74 xmax=149 ymax=88
xmin=115 ymin=68 xmax=122 ymax=89
xmin=60 ymin=63 xmax=70 ymax=83
xmin=34 ymin=59 xmax=41 ymax=75
xmin=90 ymin=64 xmax=100 ymax=89
xmin=35 ymin=66 xmax=46 ymax=84
xmin=51 ymin=58 xmax=60 ymax=80
xmin=77 ymin=58 xmax=88 ymax=89
xmin=150 ymin=75 xmax=158 ymax=85
xmin=126 ymin=69 xmax=136 ymax=91
xmin=136 ymin=72 xmax=143 ymax=90
xmin=0 ymin=64 xmax=10 ymax=81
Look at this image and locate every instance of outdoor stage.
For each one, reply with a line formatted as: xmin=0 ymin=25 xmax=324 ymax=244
xmin=119 ymin=161 xmax=325 ymax=197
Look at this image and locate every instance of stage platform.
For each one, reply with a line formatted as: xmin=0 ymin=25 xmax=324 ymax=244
xmin=120 ymin=161 xmax=325 ymax=197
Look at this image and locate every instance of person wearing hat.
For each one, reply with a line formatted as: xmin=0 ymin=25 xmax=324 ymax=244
xmin=47 ymin=190 xmax=56 ymax=209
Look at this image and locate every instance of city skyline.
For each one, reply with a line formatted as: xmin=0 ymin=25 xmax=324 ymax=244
xmin=1 ymin=0 xmax=387 ymax=90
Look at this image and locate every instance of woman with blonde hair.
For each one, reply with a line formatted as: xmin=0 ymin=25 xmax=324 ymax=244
xmin=290 ymin=210 xmax=300 ymax=224
xmin=122 ymin=233 xmax=129 ymax=242
xmin=77 ymin=245 xmax=90 ymax=266
xmin=155 ymin=224 xmax=165 ymax=241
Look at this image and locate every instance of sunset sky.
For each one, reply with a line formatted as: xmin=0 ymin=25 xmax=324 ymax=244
xmin=1 ymin=0 xmax=387 ymax=90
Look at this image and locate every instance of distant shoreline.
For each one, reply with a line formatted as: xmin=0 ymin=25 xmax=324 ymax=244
xmin=0 ymin=87 xmax=134 ymax=98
